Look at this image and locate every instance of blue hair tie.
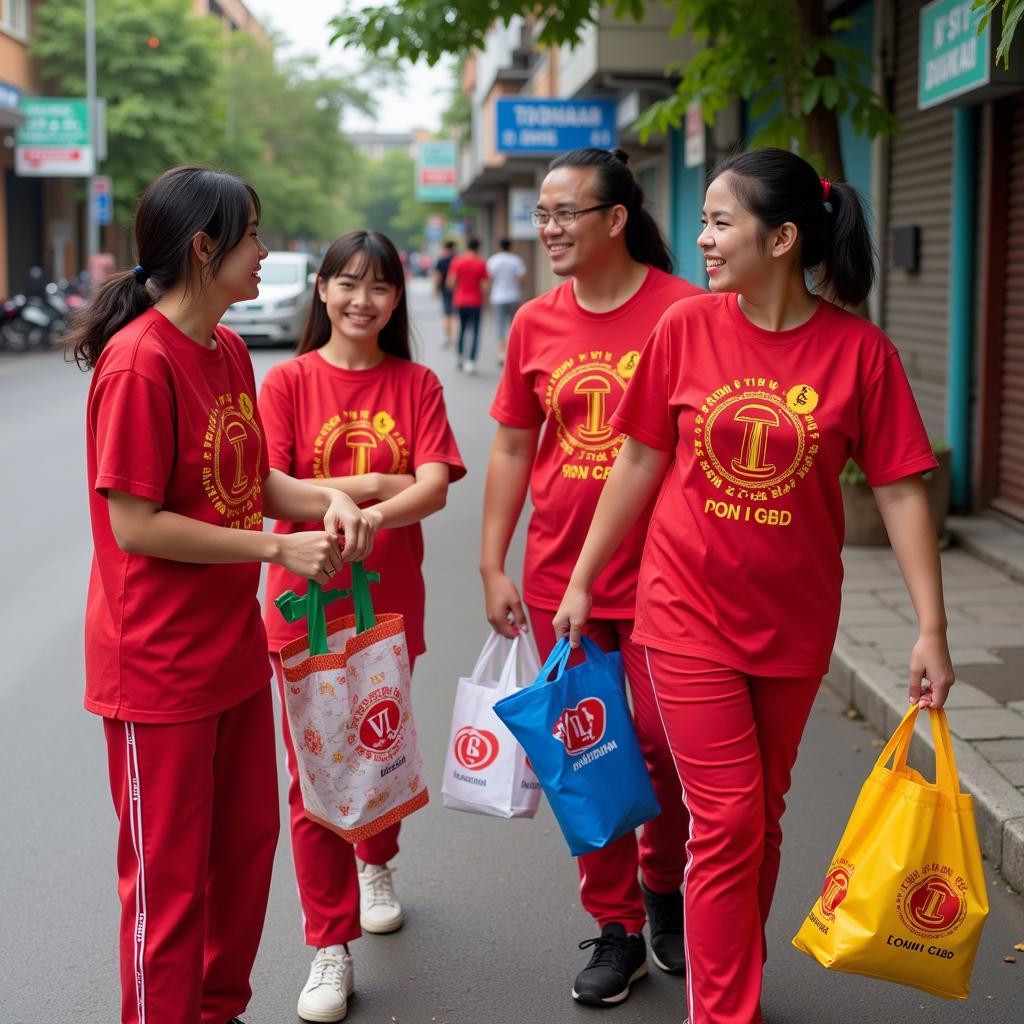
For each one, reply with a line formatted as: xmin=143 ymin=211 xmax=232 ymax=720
xmin=132 ymin=265 xmax=150 ymax=284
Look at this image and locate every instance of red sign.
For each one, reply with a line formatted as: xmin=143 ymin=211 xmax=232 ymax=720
xmin=357 ymin=696 xmax=403 ymax=754
xmin=453 ymin=726 xmax=500 ymax=771
xmin=420 ymin=167 xmax=456 ymax=185
xmin=552 ymin=698 xmax=606 ymax=755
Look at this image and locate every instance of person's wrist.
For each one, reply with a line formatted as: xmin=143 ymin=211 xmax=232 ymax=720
xmin=479 ymin=562 xmax=506 ymax=580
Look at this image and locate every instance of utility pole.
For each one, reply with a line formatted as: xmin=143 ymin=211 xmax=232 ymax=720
xmin=85 ymin=0 xmax=99 ymax=258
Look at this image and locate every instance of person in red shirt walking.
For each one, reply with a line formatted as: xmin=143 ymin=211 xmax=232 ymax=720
xmin=259 ymin=230 xmax=465 ymax=1024
xmin=446 ymin=237 xmax=489 ymax=375
xmin=555 ymin=148 xmax=956 ymax=1024
xmin=72 ymin=166 xmax=375 ymax=1024
xmin=482 ymin=147 xmax=702 ymax=1008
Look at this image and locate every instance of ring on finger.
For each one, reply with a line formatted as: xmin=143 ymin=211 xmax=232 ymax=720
xmin=325 ymin=567 xmax=336 ymax=577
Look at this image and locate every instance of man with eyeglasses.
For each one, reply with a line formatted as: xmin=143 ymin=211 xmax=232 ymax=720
xmin=482 ymin=148 xmax=702 ymax=1009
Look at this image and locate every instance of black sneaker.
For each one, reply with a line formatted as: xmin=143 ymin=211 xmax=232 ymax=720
xmin=226 ymin=1018 xmax=247 ymax=1023
xmin=641 ymin=880 xmax=686 ymax=975
xmin=572 ymin=922 xmax=648 ymax=1006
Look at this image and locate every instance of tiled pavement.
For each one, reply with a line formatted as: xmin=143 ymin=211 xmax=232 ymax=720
xmin=825 ymin=515 xmax=1024 ymax=892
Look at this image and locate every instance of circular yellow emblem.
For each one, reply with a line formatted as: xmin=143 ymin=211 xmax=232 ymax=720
xmin=617 ymin=350 xmax=641 ymax=380
xmin=785 ymin=384 xmax=819 ymax=415
xmin=373 ymin=411 xmax=396 ymax=435
xmin=238 ymin=393 xmax=254 ymax=419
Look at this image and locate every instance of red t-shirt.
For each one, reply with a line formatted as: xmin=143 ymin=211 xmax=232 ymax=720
xmin=613 ymin=292 xmax=937 ymax=675
xmin=259 ymin=352 xmax=466 ymax=657
xmin=85 ymin=309 xmax=271 ymax=723
xmin=449 ymin=254 xmax=489 ymax=308
xmin=490 ymin=267 xmax=703 ymax=615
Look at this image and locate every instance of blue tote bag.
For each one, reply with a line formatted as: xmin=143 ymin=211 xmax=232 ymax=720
xmin=493 ymin=636 xmax=660 ymax=856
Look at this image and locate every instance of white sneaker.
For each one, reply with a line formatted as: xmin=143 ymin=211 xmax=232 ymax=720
xmin=463 ymin=359 xmax=477 ymax=376
xmin=297 ymin=946 xmax=354 ymax=1023
xmin=358 ymin=862 xmax=404 ymax=933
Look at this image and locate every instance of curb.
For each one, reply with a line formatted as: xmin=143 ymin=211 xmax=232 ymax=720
xmin=825 ymin=641 xmax=1024 ymax=894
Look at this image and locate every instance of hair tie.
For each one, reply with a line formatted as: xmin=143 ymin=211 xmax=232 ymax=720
xmin=820 ymin=178 xmax=832 ymax=203
xmin=133 ymin=265 xmax=150 ymax=284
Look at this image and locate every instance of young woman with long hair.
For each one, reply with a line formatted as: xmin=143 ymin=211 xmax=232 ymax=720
xmin=258 ymin=229 xmax=465 ymax=1023
xmin=481 ymin=147 xmax=702 ymax=1007
xmin=554 ymin=147 xmax=955 ymax=1024
xmin=75 ymin=165 xmax=375 ymax=1024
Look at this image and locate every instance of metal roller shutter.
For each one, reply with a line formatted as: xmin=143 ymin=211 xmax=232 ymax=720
xmin=993 ymin=96 xmax=1024 ymax=518
xmin=882 ymin=0 xmax=955 ymax=437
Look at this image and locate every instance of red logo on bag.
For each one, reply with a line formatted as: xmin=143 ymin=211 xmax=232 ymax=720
xmin=357 ymin=696 xmax=403 ymax=754
xmin=552 ymin=698 xmax=606 ymax=755
xmin=453 ymin=727 xmax=500 ymax=771
xmin=897 ymin=872 xmax=967 ymax=938
xmin=819 ymin=865 xmax=851 ymax=921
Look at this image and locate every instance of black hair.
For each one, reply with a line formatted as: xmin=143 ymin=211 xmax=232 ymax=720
xmin=499 ymin=237 xmax=511 ymax=250
xmin=467 ymin=238 xmax=481 ymax=252
xmin=546 ymin=147 xmax=673 ymax=273
xmin=297 ymin=230 xmax=411 ymax=360
xmin=443 ymin=239 xmax=456 ymax=250
xmin=711 ymin=148 xmax=875 ymax=308
xmin=70 ymin=165 xmax=260 ymax=369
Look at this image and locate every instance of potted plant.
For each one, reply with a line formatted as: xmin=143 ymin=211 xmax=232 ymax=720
xmin=840 ymin=440 xmax=951 ymax=546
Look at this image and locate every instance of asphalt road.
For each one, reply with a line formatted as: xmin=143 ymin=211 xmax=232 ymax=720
xmin=1 ymin=278 xmax=1022 ymax=1023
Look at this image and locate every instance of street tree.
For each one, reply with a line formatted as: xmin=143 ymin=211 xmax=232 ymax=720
xmin=329 ymin=0 xmax=898 ymax=180
xmin=974 ymin=0 xmax=1023 ymax=67
xmin=32 ymin=0 xmax=223 ymax=224
xmin=218 ymin=33 xmax=373 ymax=244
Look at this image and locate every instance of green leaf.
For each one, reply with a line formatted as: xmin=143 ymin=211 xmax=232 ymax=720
xmin=801 ymin=78 xmax=822 ymax=115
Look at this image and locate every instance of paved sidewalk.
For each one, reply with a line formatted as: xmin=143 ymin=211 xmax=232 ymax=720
xmin=826 ymin=515 xmax=1024 ymax=892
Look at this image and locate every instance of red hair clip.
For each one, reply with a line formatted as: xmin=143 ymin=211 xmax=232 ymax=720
xmin=820 ymin=177 xmax=832 ymax=202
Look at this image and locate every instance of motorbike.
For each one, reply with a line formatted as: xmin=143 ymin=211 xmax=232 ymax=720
xmin=0 ymin=270 xmax=75 ymax=351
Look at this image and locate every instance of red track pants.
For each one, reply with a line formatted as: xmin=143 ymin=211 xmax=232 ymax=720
xmin=643 ymin=648 xmax=821 ymax=1024
xmin=270 ymin=652 xmax=417 ymax=948
xmin=103 ymin=685 xmax=280 ymax=1024
xmin=529 ymin=608 xmax=688 ymax=932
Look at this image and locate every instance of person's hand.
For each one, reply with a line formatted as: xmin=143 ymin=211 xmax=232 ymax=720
xmin=277 ymin=531 xmax=344 ymax=584
xmin=376 ymin=473 xmax=416 ymax=501
xmin=482 ymin=569 xmax=528 ymax=639
xmin=908 ymin=630 xmax=955 ymax=709
xmin=323 ymin=491 xmax=375 ymax=562
xmin=553 ymin=584 xmax=592 ymax=649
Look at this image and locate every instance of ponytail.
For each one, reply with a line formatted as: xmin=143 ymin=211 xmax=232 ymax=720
xmin=68 ymin=165 xmax=260 ymax=369
xmin=547 ymin=147 xmax=674 ymax=273
xmin=711 ymin=148 xmax=875 ymax=308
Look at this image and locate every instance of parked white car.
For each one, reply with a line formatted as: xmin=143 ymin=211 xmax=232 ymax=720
xmin=221 ymin=251 xmax=318 ymax=346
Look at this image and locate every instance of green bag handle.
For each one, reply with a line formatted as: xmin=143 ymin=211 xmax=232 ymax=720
xmin=274 ymin=561 xmax=380 ymax=656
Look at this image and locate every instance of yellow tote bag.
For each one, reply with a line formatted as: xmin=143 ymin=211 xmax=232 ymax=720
xmin=792 ymin=706 xmax=989 ymax=1000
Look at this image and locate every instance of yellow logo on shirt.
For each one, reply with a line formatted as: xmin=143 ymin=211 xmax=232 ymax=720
xmin=694 ymin=376 xmax=822 ymax=527
xmin=313 ymin=410 xmax=410 ymax=478
xmin=201 ymin=392 xmax=264 ymax=529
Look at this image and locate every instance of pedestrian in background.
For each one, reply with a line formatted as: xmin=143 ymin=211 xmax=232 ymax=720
xmin=481 ymin=147 xmax=702 ymax=1008
xmin=71 ymin=165 xmax=375 ymax=1024
xmin=434 ymin=238 xmax=457 ymax=348
xmin=554 ymin=147 xmax=956 ymax=1024
xmin=446 ymin=237 xmax=489 ymax=375
xmin=486 ymin=237 xmax=527 ymax=366
xmin=259 ymin=229 xmax=465 ymax=1024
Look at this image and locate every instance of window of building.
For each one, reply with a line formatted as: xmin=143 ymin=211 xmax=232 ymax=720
xmin=1 ymin=0 xmax=30 ymax=37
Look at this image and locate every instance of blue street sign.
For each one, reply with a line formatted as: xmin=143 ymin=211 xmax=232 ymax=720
xmin=496 ymin=98 xmax=617 ymax=154
xmin=90 ymin=176 xmax=113 ymax=226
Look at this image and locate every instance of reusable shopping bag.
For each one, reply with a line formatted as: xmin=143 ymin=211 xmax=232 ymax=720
xmin=793 ymin=705 xmax=989 ymax=1000
xmin=275 ymin=562 xmax=428 ymax=843
xmin=493 ymin=636 xmax=660 ymax=856
xmin=442 ymin=631 xmax=542 ymax=819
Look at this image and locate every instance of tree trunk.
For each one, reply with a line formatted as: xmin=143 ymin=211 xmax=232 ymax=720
xmin=791 ymin=0 xmax=846 ymax=181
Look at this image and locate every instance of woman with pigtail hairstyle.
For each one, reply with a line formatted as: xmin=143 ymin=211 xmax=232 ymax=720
xmin=555 ymin=147 xmax=954 ymax=1023
xmin=482 ymin=147 xmax=703 ymax=1007
xmin=76 ymin=165 xmax=376 ymax=1024
xmin=258 ymin=229 xmax=465 ymax=1023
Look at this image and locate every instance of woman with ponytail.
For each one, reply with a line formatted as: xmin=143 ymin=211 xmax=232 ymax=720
xmin=554 ymin=147 xmax=955 ymax=1023
xmin=481 ymin=147 xmax=701 ymax=1007
xmin=258 ymin=230 xmax=464 ymax=1023
xmin=76 ymin=166 xmax=376 ymax=1024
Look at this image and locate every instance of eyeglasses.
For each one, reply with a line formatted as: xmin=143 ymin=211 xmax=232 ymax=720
xmin=529 ymin=203 xmax=615 ymax=228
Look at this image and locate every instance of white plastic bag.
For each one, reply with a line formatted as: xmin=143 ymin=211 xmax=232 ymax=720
xmin=442 ymin=632 xmax=541 ymax=818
